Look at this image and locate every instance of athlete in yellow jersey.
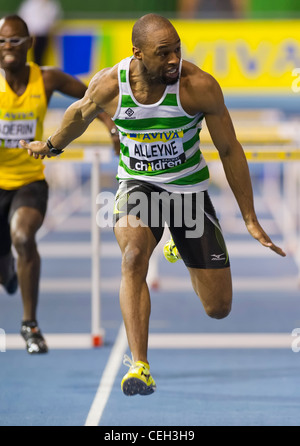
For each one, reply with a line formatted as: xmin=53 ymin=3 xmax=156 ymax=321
xmin=0 ymin=15 xmax=119 ymax=354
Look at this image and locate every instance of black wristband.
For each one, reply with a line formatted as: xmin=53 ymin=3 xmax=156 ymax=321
xmin=46 ymin=137 xmax=64 ymax=156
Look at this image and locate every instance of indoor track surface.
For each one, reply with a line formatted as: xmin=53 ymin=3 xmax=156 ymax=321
xmin=1 ymin=157 xmax=299 ymax=428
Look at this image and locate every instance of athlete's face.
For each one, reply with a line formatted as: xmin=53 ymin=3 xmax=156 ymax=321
xmin=0 ymin=19 xmax=31 ymax=72
xmin=134 ymin=26 xmax=181 ymax=85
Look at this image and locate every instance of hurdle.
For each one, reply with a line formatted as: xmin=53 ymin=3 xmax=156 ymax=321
xmin=5 ymin=109 xmax=297 ymax=349
xmin=47 ymin=100 xmax=300 ymax=344
xmin=46 ymin=143 xmax=300 ymax=349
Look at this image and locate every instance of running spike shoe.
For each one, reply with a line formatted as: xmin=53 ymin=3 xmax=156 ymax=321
xmin=20 ymin=321 xmax=48 ymax=354
xmin=163 ymin=238 xmax=181 ymax=263
xmin=121 ymin=354 xmax=156 ymax=396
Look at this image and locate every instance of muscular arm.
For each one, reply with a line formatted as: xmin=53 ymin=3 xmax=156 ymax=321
xmin=182 ymin=64 xmax=285 ymax=256
xmin=47 ymin=91 xmax=102 ymax=150
xmin=204 ymin=83 xmax=255 ymax=224
xmin=20 ymin=67 xmax=119 ymax=155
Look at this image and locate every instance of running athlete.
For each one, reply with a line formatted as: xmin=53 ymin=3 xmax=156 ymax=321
xmin=0 ymin=15 xmax=119 ymax=354
xmin=20 ymin=14 xmax=286 ymax=391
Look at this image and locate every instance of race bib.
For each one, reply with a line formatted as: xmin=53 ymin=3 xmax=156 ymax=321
xmin=0 ymin=118 xmax=37 ymax=148
xmin=126 ymin=131 xmax=186 ymax=172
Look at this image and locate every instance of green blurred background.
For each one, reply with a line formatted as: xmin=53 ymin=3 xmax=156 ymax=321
xmin=1 ymin=0 xmax=300 ymax=19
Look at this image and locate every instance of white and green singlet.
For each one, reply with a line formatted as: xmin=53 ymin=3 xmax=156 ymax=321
xmin=113 ymin=57 xmax=209 ymax=193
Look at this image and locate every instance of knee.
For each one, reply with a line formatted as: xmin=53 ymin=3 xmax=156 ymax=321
xmin=204 ymin=299 xmax=232 ymax=320
xmin=11 ymin=230 xmax=36 ymax=258
xmin=121 ymin=246 xmax=148 ymax=276
xmin=206 ymin=305 xmax=231 ymax=319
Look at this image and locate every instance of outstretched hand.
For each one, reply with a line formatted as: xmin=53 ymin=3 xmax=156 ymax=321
xmin=246 ymin=220 xmax=286 ymax=257
xmin=19 ymin=140 xmax=52 ymax=159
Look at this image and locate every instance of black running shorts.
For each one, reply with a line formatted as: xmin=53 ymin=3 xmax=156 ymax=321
xmin=113 ymin=180 xmax=230 ymax=269
xmin=0 ymin=180 xmax=49 ymax=255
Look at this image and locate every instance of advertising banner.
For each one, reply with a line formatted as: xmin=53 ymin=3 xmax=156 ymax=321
xmin=47 ymin=19 xmax=300 ymax=95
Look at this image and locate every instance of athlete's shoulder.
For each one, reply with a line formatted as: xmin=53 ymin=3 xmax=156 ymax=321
xmin=39 ymin=65 xmax=87 ymax=100
xmin=181 ymin=60 xmax=219 ymax=91
xmin=87 ymin=63 xmax=120 ymax=108
xmin=89 ymin=64 xmax=119 ymax=91
xmin=180 ymin=60 xmax=224 ymax=115
xmin=40 ymin=65 xmax=62 ymax=78
xmin=40 ymin=65 xmax=68 ymax=90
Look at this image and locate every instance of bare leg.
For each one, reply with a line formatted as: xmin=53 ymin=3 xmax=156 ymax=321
xmin=188 ymin=266 xmax=232 ymax=319
xmin=114 ymin=215 xmax=157 ymax=364
xmin=10 ymin=207 xmax=44 ymax=321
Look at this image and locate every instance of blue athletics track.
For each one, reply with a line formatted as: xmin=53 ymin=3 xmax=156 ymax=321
xmin=0 ymin=97 xmax=299 ymax=429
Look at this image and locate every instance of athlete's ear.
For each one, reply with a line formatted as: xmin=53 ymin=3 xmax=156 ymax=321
xmin=132 ymin=46 xmax=142 ymax=60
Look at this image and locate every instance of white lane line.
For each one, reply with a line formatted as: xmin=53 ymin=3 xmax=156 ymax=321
xmin=84 ymin=323 xmax=128 ymax=427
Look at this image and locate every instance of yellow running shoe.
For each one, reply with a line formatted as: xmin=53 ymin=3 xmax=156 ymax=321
xmin=163 ymin=238 xmax=181 ymax=263
xmin=121 ymin=354 xmax=156 ymax=396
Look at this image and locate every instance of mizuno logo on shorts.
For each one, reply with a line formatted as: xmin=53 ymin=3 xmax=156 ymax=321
xmin=211 ymin=253 xmax=226 ymax=260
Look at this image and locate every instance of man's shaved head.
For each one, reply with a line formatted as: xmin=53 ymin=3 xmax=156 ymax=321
xmin=131 ymin=13 xmax=181 ymax=85
xmin=0 ymin=14 xmax=29 ymax=36
xmin=132 ymin=14 xmax=175 ymax=50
